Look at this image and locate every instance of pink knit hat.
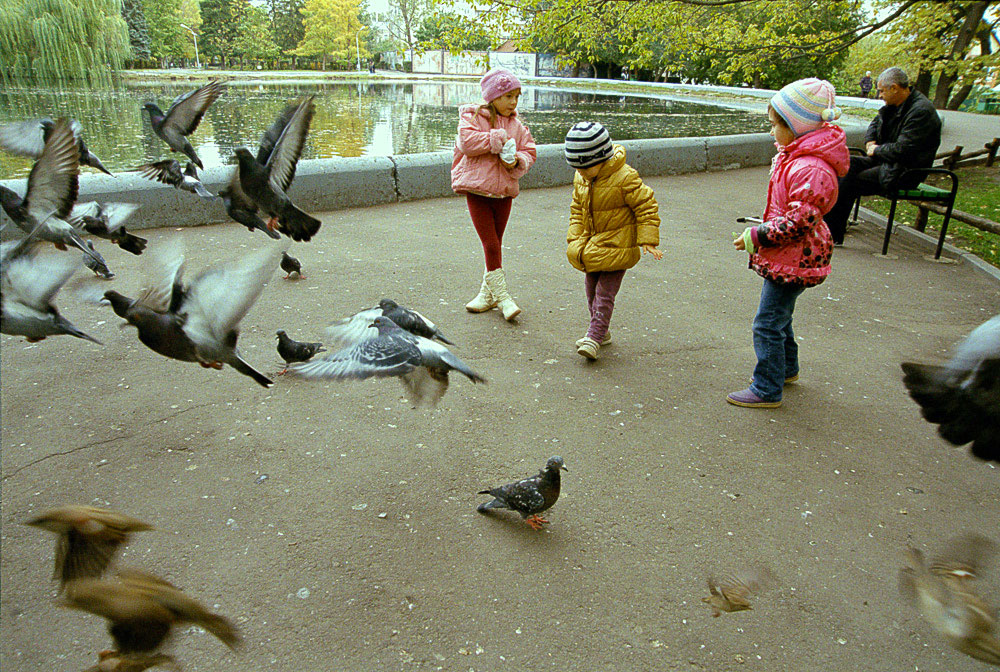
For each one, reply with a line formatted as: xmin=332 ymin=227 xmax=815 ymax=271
xmin=480 ymin=68 xmax=522 ymax=102
xmin=770 ymin=78 xmax=842 ymax=137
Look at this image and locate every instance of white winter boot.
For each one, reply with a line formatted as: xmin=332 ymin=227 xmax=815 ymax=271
xmin=465 ymin=268 xmax=497 ymax=313
xmin=485 ymin=268 xmax=521 ymax=321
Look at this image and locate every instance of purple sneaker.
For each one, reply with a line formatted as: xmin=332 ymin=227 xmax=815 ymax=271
xmin=726 ymin=388 xmax=782 ymax=408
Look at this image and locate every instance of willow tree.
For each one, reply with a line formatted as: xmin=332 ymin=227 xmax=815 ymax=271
xmin=0 ymin=0 xmax=130 ymax=84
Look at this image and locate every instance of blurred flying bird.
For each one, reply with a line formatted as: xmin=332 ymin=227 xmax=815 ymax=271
xmin=133 ymin=160 xmax=214 ymax=199
xmin=901 ymin=314 xmax=1000 ymax=463
xmin=70 ymin=202 xmax=147 ymax=255
xmin=292 ymin=316 xmax=484 ymax=405
xmin=275 ymin=329 xmax=325 ymax=374
xmin=326 ymin=298 xmax=454 ymax=348
xmin=476 ymin=456 xmax=567 ymax=530
xmin=232 ymin=96 xmax=320 ymax=242
xmin=0 ymin=117 xmax=113 ymax=176
xmin=26 ymin=505 xmax=152 ymax=589
xmin=702 ymin=567 xmax=776 ymax=617
xmin=142 ymin=80 xmax=225 ymax=169
xmin=280 ymin=251 xmax=302 ymax=278
xmin=82 ymin=240 xmax=115 ymax=279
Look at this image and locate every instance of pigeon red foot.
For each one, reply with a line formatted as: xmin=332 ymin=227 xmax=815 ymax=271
xmin=525 ymin=514 xmax=549 ymax=530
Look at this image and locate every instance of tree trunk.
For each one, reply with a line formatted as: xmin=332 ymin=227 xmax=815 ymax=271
xmin=933 ymin=0 xmax=990 ymax=108
xmin=948 ymin=83 xmax=974 ymax=110
xmin=914 ymin=69 xmax=932 ymax=97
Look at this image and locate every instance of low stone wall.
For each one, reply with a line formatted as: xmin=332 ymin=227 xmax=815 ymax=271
xmin=0 ymin=129 xmax=867 ymax=231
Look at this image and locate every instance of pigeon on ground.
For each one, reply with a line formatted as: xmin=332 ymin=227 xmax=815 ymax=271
xmin=900 ymin=534 xmax=1000 ymax=665
xmin=219 ymin=102 xmax=305 ymax=240
xmin=232 ymin=96 xmax=321 ymax=242
xmin=26 ymin=505 xmax=152 ymax=590
xmin=104 ymin=240 xmax=284 ymax=388
xmin=292 ymin=316 xmax=484 ymax=406
xmin=69 ymin=202 xmax=147 ymax=255
xmin=0 ymin=117 xmax=113 ymax=176
xmin=901 ymin=315 xmax=1000 ymax=463
xmin=133 ymin=160 xmax=214 ymax=199
xmin=82 ymin=650 xmax=180 ymax=672
xmin=275 ymin=329 xmax=325 ymax=374
xmin=326 ymin=298 xmax=454 ymax=348
xmin=142 ymin=80 xmax=225 ymax=169
xmin=476 ymin=456 xmax=566 ymax=530
xmin=1 ymin=238 xmax=101 ymax=343
xmin=0 ymin=117 xmax=104 ymax=266
xmin=63 ymin=568 xmax=241 ymax=656
xmin=702 ymin=567 xmax=776 ymax=617
xmin=83 ymin=240 xmax=115 ymax=279
xmin=280 ymin=251 xmax=303 ymax=278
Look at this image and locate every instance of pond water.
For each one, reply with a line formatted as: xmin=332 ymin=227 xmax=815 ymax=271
xmin=0 ymin=80 xmax=768 ymax=179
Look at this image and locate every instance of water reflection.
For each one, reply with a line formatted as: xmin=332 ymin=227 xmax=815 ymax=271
xmin=0 ymin=80 xmax=768 ymax=179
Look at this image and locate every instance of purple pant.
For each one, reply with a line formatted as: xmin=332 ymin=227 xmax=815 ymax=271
xmin=585 ymin=270 xmax=625 ymax=341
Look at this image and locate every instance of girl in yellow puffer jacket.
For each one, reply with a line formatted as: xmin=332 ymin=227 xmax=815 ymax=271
xmin=564 ymin=122 xmax=662 ymax=360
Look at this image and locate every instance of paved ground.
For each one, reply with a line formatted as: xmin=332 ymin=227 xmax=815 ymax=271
xmin=2 ymin=165 xmax=999 ymax=671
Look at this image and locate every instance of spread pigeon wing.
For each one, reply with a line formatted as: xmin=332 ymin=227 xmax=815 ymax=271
xmin=292 ymin=336 xmax=420 ymax=380
xmin=266 ymin=96 xmax=315 ymax=193
xmin=23 ymin=118 xmax=79 ymax=223
xmin=1 ymin=243 xmax=79 ymax=311
xmin=257 ymin=102 xmax=302 ymax=165
xmin=134 ymin=238 xmax=186 ymax=313
xmin=325 ymin=307 xmax=382 ymax=347
xmin=135 ymin=160 xmax=181 ymax=185
xmin=0 ymin=118 xmax=48 ymax=157
xmin=162 ymin=80 xmax=224 ymax=136
xmin=98 ymin=202 xmax=141 ymax=233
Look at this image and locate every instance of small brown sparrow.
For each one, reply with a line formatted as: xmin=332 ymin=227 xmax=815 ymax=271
xmin=702 ymin=567 xmax=775 ymax=617
xmin=26 ymin=505 xmax=152 ymax=589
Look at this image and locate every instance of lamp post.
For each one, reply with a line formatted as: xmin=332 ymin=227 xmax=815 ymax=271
xmin=356 ymin=28 xmax=362 ymax=72
xmin=179 ymin=23 xmax=200 ymax=68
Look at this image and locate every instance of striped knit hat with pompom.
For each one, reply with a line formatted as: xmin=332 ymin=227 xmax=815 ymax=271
xmin=564 ymin=121 xmax=614 ymax=169
xmin=770 ymin=78 xmax=842 ymax=137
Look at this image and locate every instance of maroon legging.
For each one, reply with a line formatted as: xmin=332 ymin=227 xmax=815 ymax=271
xmin=466 ymin=193 xmax=513 ymax=271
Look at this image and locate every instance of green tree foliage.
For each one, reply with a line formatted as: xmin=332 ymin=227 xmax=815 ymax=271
xmin=293 ymin=0 xmax=368 ymax=68
xmin=143 ymin=0 xmax=189 ymax=64
xmin=199 ymin=0 xmax=242 ymax=63
xmin=234 ymin=2 xmax=281 ymax=61
xmin=0 ymin=0 xmax=131 ymax=84
xmin=122 ymin=0 xmax=152 ymax=61
xmin=382 ymin=0 xmax=426 ymax=53
xmin=268 ymin=0 xmax=305 ymax=54
xmin=415 ymin=12 xmax=492 ymax=51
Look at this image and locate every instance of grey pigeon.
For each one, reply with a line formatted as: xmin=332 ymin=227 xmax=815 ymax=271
xmin=220 ymin=102 xmax=304 ymax=240
xmin=134 ymin=160 xmax=214 ymax=198
xmin=69 ymin=201 xmax=147 ymax=255
xmin=326 ymin=298 xmax=454 ymax=348
xmin=232 ymin=96 xmax=320 ymax=242
xmin=82 ymin=240 xmax=114 ymax=279
xmin=1 ymin=238 xmax=100 ymax=344
xmin=104 ymin=239 xmax=284 ymax=388
xmin=143 ymin=79 xmax=225 ymax=169
xmin=292 ymin=316 xmax=485 ymax=406
xmin=275 ymin=329 xmax=325 ymax=374
xmin=0 ymin=118 xmax=104 ymax=267
xmin=280 ymin=251 xmax=302 ymax=278
xmin=901 ymin=315 xmax=1000 ymax=463
xmin=477 ymin=456 xmax=567 ymax=530
xmin=0 ymin=117 xmax=113 ymax=176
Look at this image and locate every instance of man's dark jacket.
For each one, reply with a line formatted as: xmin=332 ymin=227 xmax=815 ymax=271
xmin=865 ymin=89 xmax=942 ymax=189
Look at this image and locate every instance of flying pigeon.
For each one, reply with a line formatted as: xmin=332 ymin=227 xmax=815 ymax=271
xmin=142 ymin=79 xmax=225 ymax=169
xmin=900 ymin=534 xmax=1000 ymax=665
xmin=1 ymin=238 xmax=101 ymax=344
xmin=326 ymin=298 xmax=454 ymax=348
xmin=0 ymin=117 xmax=104 ymax=266
xmin=232 ymin=96 xmax=321 ymax=242
xmin=0 ymin=117 xmax=113 ymax=176
xmin=69 ymin=202 xmax=147 ymax=255
xmin=476 ymin=456 xmax=566 ymax=530
xmin=133 ymin=160 xmax=214 ymax=199
xmin=702 ymin=567 xmax=776 ymax=617
xmin=219 ymin=101 xmax=305 ymax=240
xmin=292 ymin=316 xmax=484 ymax=406
xmin=63 ymin=568 xmax=241 ymax=656
xmin=280 ymin=251 xmax=303 ymax=278
xmin=26 ymin=505 xmax=152 ymax=590
xmin=103 ymin=240 xmax=284 ymax=388
xmin=275 ymin=329 xmax=325 ymax=374
xmin=901 ymin=314 xmax=1000 ymax=463
xmin=82 ymin=240 xmax=115 ymax=279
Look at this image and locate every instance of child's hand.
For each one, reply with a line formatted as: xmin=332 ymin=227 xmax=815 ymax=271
xmin=641 ymin=245 xmax=663 ymax=260
xmin=733 ymin=231 xmax=746 ymax=251
xmin=733 ymin=228 xmax=755 ymax=253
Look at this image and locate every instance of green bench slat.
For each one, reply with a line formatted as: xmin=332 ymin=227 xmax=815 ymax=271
xmin=895 ymin=184 xmax=952 ymax=198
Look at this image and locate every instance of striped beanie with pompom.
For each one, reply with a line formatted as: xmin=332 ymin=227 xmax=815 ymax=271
xmin=564 ymin=121 xmax=614 ymax=169
xmin=770 ymin=78 xmax=841 ymax=137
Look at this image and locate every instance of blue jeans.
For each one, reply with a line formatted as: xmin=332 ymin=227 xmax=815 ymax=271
xmin=749 ymin=279 xmax=805 ymax=402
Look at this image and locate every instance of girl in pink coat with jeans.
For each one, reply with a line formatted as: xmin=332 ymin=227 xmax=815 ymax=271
xmin=729 ymin=78 xmax=849 ymax=408
xmin=452 ymin=68 xmax=537 ymax=321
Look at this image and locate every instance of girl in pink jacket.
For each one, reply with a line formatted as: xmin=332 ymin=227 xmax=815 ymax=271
xmin=729 ymin=78 xmax=849 ymax=409
xmin=452 ymin=68 xmax=537 ymax=321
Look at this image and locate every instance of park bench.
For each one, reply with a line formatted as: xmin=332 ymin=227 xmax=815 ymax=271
xmin=849 ymin=147 xmax=958 ymax=259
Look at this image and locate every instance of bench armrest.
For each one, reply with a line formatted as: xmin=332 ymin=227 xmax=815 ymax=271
xmin=900 ymin=167 xmax=958 ymax=198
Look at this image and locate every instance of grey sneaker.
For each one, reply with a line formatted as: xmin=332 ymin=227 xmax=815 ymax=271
xmin=576 ymin=332 xmax=612 ymax=348
xmin=577 ymin=337 xmax=599 ymax=360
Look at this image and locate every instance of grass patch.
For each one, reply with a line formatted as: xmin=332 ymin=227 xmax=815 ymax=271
xmin=859 ymin=164 xmax=1000 ymax=267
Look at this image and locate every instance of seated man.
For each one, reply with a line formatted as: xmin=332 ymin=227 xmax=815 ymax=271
xmin=825 ymin=67 xmax=942 ymax=245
